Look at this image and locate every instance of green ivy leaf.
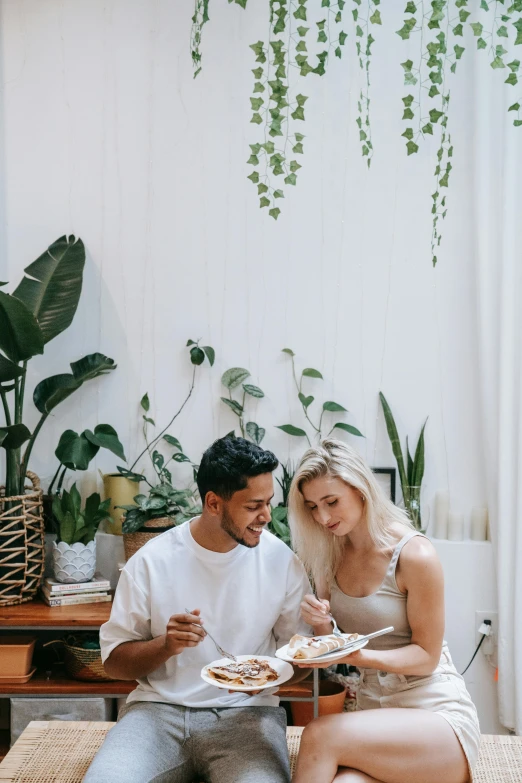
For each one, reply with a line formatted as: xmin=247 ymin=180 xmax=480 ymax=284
xmin=508 ymin=60 xmax=520 ymax=72
xmin=291 ymin=107 xmax=305 ymax=121
xmin=470 ymin=22 xmax=483 ymax=36
xmin=402 ymin=127 xmax=414 ymax=140
xmin=339 ymin=31 xmax=348 ymax=45
xmin=247 ymin=171 xmax=260 ymax=184
xmin=515 ymin=19 xmax=522 ymax=45
xmin=274 ymin=189 xmax=284 ymax=198
xmin=477 ymin=37 xmax=487 ymax=49
xmin=294 ymin=5 xmax=307 ymax=20
xmin=429 ymin=108 xmax=443 ymax=123
xmin=403 ymin=94 xmax=414 ymax=107
xmin=258 ymin=182 xmax=269 ymax=194
xmin=269 ymin=207 xmax=281 ymax=220
xmin=514 ymin=119 xmax=522 ymax=126
xmin=370 ymin=9 xmax=382 ymax=24
xmin=491 ymin=56 xmax=506 ymax=69
xmin=505 ymin=72 xmax=518 ymax=84
xmin=453 ymin=23 xmax=463 ymax=36
xmin=253 ymin=82 xmax=265 ymax=93
xmin=406 ymin=140 xmax=419 ymax=155
xmin=292 ymin=142 xmax=304 ymax=154
xmin=422 ymin=122 xmax=434 ymax=134
xmin=402 ymin=108 xmax=415 ymax=119
xmin=302 ymin=367 xmax=323 ymax=379
xmin=480 ymin=0 xmax=489 ymax=8
xmin=259 ymin=196 xmax=270 ymax=208
xmin=497 ymin=25 xmax=509 ymax=38
xmin=284 ymin=173 xmax=297 ymax=185
xmin=317 ymin=30 xmax=328 ymax=42
xmin=276 ymin=424 xmax=308 ymax=437
xmin=251 ymin=112 xmax=263 ymax=124
xmin=247 ymin=154 xmax=259 ymax=165
xmin=459 ymin=9 xmax=470 ymax=22
xmin=428 ymin=85 xmax=440 ymax=97
xmin=297 ymin=26 xmax=309 ymax=36
xmin=508 ymin=102 xmax=521 ymax=111
xmin=296 ymin=41 xmax=307 ymax=52
xmin=289 ymin=160 xmax=302 ymax=172
xmin=263 ymin=141 xmax=275 ymax=153
xmin=454 ymin=44 xmax=465 ymax=59
xmin=252 ymin=67 xmax=263 ymax=79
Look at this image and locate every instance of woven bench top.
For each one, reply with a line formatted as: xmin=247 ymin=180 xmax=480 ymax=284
xmin=0 ymin=721 xmax=520 ymax=782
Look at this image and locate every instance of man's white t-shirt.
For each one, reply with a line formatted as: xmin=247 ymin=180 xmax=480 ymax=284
xmin=100 ymin=520 xmax=311 ymax=708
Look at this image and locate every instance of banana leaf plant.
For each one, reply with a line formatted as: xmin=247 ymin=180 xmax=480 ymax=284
xmin=379 ymin=392 xmax=427 ymax=532
xmin=0 ymin=235 xmax=117 ymax=500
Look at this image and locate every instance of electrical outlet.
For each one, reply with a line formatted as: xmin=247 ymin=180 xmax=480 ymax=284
xmin=475 ymin=611 xmax=498 ymax=653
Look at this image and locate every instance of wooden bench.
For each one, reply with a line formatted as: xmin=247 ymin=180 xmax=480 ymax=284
xmin=0 ymin=721 xmax=520 ymax=782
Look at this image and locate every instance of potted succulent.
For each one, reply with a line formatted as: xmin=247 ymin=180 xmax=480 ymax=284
xmin=118 ymin=482 xmax=200 ymax=560
xmin=52 ymin=484 xmax=111 ymax=583
xmin=0 ymin=235 xmax=117 ymax=605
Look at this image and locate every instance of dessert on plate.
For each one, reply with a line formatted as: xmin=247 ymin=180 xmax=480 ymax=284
xmin=287 ymin=632 xmax=360 ymax=659
xmin=206 ymin=658 xmax=279 ymax=687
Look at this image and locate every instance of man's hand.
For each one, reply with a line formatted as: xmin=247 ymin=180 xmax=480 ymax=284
xmin=165 ymin=609 xmax=206 ymax=656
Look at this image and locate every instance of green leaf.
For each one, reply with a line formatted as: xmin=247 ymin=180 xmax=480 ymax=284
xmin=477 ymin=37 xmax=487 ymax=49
xmin=282 ymin=348 xmax=295 ymax=356
xmin=323 ymin=401 xmax=348 ymax=412
xmin=379 ymin=392 xmax=409 ymax=504
xmin=203 ymin=345 xmax=215 ymax=366
xmin=422 ymin=123 xmax=434 ymax=135
xmin=505 ymin=72 xmax=518 ymax=85
xmin=284 ymin=173 xmax=297 ymax=185
xmin=0 ymin=424 xmax=32 ymax=450
xmin=514 ymin=119 xmax=522 ymax=126
xmin=491 ymin=56 xmax=506 ymax=69
xmin=243 ymin=383 xmax=264 ymax=398
xmin=163 ymin=434 xmax=183 ymax=451
xmin=294 ymin=5 xmax=307 ymax=20
xmin=508 ymin=102 xmax=521 ymax=111
xmin=412 ymin=418 xmax=428 ymax=488
xmin=221 ymin=397 xmax=243 ymax=417
xmin=247 ymin=154 xmax=260 ymax=165
xmin=302 ymin=367 xmax=323 ymax=379
xmin=497 ymin=25 xmax=509 ymax=38
xmin=258 ymin=183 xmax=269 ymax=195
xmin=298 ymin=393 xmax=314 ymax=408
xmin=252 ymin=67 xmax=263 ymax=79
xmin=0 ymin=354 xmax=25 ymax=383
xmin=59 ymin=511 xmax=76 ymax=545
xmin=276 ymin=424 xmax=308 ymax=437
xmin=143 ymin=416 xmax=155 ymax=425
xmin=269 ymin=208 xmax=281 ymax=220
xmin=251 ymin=112 xmax=263 ymax=124
xmin=84 ymin=424 xmax=126 ymax=461
xmin=454 ymin=45 xmax=465 ymax=59
xmin=429 ymin=85 xmax=440 ymax=97
xmin=370 ymin=9 xmax=382 ymax=24
xmin=12 ymin=235 xmax=85 ymax=345
xmin=289 ymin=160 xmax=302 ymax=172
xmin=403 ymin=108 xmax=415 ymax=120
xmin=33 ymin=353 xmax=116 ymax=414
xmin=246 ymin=421 xmax=265 ymax=445
xmin=55 ymin=429 xmax=98 ymax=470
xmin=140 ymin=392 xmax=150 ymax=412
xmin=508 ymin=60 xmax=521 ymax=72
xmin=260 ymin=196 xmax=270 ymax=208
xmin=273 ymin=189 xmax=284 ymax=199
xmin=247 ymin=172 xmax=260 ymax=184
xmin=429 ymin=109 xmax=443 ymax=123
xmin=332 ymin=422 xmax=364 ymax=437
xmin=453 ymin=23 xmax=463 ymax=36
xmin=297 ymin=26 xmax=309 ymax=36
xmin=0 ymin=291 xmax=44 ymax=363
xmin=221 ymin=367 xmax=250 ymax=389
xmin=470 ymin=22 xmax=483 ymax=36
xmin=190 ymin=346 xmax=205 ymax=365
xmin=406 ymin=140 xmax=419 ymax=155
xmin=339 ymin=31 xmax=348 ymax=45
xmin=402 ymin=127 xmax=414 ymax=140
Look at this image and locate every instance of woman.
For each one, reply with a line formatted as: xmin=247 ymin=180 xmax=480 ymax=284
xmin=288 ymin=438 xmax=480 ymax=783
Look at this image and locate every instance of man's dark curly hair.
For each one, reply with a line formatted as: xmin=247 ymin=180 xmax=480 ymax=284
xmin=197 ymin=436 xmax=279 ymax=504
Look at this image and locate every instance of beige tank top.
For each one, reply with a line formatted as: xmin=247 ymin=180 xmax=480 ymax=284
xmin=330 ymin=530 xmax=434 ymax=651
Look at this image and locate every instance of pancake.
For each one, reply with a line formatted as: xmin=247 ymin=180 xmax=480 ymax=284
xmin=287 ymin=632 xmax=360 ymax=659
xmin=206 ymin=658 xmax=279 ymax=687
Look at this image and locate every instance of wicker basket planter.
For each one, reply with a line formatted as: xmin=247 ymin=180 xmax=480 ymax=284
xmin=123 ymin=517 xmax=176 ymax=561
xmin=0 ymin=472 xmax=45 ymax=606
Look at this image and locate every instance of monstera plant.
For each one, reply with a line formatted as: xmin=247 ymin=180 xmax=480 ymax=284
xmin=0 ymin=235 xmax=116 ymax=500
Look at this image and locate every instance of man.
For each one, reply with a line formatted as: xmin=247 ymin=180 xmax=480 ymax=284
xmin=84 ymin=436 xmax=311 ymax=783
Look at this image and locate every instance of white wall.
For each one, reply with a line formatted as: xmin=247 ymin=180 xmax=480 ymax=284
xmin=0 ymin=0 xmax=503 ymax=731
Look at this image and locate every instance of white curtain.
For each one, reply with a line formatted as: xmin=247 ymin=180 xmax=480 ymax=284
xmin=473 ymin=53 xmax=522 ymax=733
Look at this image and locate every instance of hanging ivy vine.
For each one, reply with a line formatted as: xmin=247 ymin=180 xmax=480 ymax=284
xmin=190 ymin=0 xmax=521 ymax=263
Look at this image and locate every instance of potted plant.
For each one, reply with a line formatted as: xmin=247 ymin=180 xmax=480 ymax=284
xmin=51 ymin=484 xmax=111 ymax=583
xmin=118 ymin=482 xmax=200 ymax=560
xmin=379 ymin=392 xmax=427 ymax=532
xmin=0 ymin=235 xmax=116 ymax=605
xmin=269 ymin=460 xmax=294 ymax=546
xmin=105 ymin=339 xmax=215 ymax=534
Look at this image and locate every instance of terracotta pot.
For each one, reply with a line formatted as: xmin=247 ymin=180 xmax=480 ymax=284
xmin=290 ymin=679 xmax=347 ymax=727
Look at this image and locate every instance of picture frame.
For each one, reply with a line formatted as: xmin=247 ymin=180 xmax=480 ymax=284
xmin=371 ymin=468 xmax=396 ymax=504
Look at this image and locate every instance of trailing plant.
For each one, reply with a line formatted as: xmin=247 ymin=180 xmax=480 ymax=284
xmin=277 ymin=348 xmax=364 ymax=446
xmin=52 ymin=483 xmax=111 ymax=545
xmin=49 ymin=425 xmax=126 ymax=498
xmin=0 ymin=235 xmax=116 ymax=500
xmin=379 ymin=391 xmax=427 ymax=532
xmin=191 ymin=0 xmax=210 ymax=77
xmin=119 ymin=339 xmax=215 ymax=483
xmin=352 ymin=0 xmax=383 ymax=165
xmin=220 ymin=367 xmax=266 ymax=444
xmin=119 ymin=484 xmax=200 ymax=534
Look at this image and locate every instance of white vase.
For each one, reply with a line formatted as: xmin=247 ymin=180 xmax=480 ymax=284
xmin=52 ymin=540 xmax=97 ymax=583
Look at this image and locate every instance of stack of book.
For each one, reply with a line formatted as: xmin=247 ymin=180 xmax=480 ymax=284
xmin=41 ymin=573 xmax=112 ymax=607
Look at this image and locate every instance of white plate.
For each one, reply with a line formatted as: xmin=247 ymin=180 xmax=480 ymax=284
xmin=201 ymin=655 xmax=294 ymax=692
xmin=275 ymin=637 xmax=369 ymax=664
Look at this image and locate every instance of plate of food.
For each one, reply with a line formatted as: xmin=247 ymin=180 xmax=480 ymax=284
xmin=201 ymin=655 xmax=294 ymax=692
xmin=275 ymin=633 xmax=368 ymax=664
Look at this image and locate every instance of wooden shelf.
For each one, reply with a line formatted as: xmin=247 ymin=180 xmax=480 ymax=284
xmin=0 ymin=669 xmax=135 ymax=697
xmin=0 ymin=598 xmax=112 ymax=629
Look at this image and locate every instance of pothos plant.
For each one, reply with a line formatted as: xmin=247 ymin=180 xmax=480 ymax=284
xmin=220 ymin=367 xmax=266 ymax=445
xmin=276 ymin=347 xmax=364 ymax=446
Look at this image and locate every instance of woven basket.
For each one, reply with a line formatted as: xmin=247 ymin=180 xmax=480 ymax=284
xmin=123 ymin=517 xmax=176 ymax=560
xmin=62 ymin=641 xmax=113 ymax=682
xmin=0 ymin=472 xmax=45 ymax=606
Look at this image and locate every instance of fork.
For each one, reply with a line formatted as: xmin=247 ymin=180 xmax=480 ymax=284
xmin=184 ymin=608 xmax=237 ymax=662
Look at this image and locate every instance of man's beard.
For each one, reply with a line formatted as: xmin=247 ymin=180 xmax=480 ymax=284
xmin=220 ymin=507 xmax=258 ymax=548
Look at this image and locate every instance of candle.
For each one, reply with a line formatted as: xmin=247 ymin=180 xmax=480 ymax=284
xmin=447 ymin=511 xmax=464 ymax=541
xmin=433 ymin=491 xmax=450 ymax=539
xmin=470 ymin=507 xmax=488 ymax=541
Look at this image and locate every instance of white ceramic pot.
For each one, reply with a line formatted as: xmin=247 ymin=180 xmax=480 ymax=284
xmin=52 ymin=540 xmax=97 ymax=583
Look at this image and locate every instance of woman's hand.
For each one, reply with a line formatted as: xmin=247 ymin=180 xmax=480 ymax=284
xmin=301 ymin=594 xmax=333 ymax=631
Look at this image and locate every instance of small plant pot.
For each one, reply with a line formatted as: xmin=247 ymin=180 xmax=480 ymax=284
xmin=290 ymin=679 xmax=347 ymax=727
xmin=123 ymin=517 xmax=176 ymax=560
xmin=103 ymin=474 xmax=140 ymax=536
xmin=0 ymin=635 xmax=36 ymax=677
xmin=52 ymin=540 xmax=96 ymax=584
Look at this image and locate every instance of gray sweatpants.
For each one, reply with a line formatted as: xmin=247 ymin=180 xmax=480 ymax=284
xmin=83 ymin=701 xmax=290 ymax=783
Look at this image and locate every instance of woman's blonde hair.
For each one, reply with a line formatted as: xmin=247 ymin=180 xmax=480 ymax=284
xmin=288 ymin=438 xmax=413 ymax=589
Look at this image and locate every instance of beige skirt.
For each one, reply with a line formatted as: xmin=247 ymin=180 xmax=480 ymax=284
xmin=357 ymin=646 xmax=481 ymax=782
